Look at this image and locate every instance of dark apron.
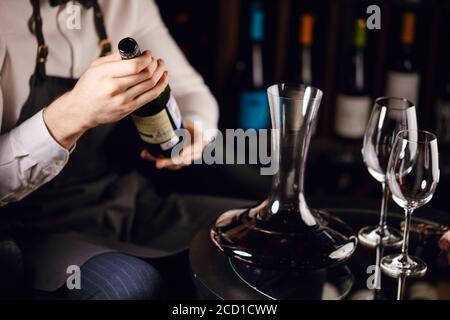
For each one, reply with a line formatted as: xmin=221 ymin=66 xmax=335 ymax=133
xmin=0 ymin=0 xmax=250 ymax=292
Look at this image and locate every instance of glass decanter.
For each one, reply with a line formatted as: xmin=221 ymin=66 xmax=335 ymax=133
xmin=211 ymin=84 xmax=357 ymax=270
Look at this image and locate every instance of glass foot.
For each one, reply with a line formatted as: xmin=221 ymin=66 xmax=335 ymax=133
xmin=358 ymin=225 xmax=403 ymax=248
xmin=380 ymin=254 xmax=427 ymax=278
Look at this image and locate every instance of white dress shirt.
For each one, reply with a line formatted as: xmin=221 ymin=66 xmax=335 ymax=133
xmin=0 ymin=0 xmax=219 ymax=206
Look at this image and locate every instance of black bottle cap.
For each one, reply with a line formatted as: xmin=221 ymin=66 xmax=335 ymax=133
xmin=118 ymin=37 xmax=141 ymax=59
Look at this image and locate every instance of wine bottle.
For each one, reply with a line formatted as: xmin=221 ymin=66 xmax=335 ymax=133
xmin=385 ymin=11 xmax=420 ymax=105
xmin=118 ymin=37 xmax=183 ymax=157
xmin=334 ymin=19 xmax=371 ymax=140
xmin=237 ymin=0 xmax=269 ymax=130
xmin=295 ymin=14 xmax=314 ymax=85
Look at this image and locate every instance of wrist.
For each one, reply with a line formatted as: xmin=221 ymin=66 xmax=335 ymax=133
xmin=43 ymin=92 xmax=88 ymax=149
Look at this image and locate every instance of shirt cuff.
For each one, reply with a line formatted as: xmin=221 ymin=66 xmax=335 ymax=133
xmin=10 ymin=110 xmax=70 ymax=171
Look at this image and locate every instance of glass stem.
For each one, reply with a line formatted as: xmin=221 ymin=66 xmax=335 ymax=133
xmin=401 ymin=208 xmax=414 ymax=260
xmin=378 ymin=182 xmax=389 ymax=235
xmin=396 ymin=276 xmax=406 ymax=300
xmin=374 ymin=244 xmax=383 ymax=293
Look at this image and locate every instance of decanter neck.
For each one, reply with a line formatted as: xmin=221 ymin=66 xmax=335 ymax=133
xmin=270 ymin=126 xmax=311 ymax=202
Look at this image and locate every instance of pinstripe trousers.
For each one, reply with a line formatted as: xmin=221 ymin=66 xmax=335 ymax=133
xmin=35 ymin=252 xmax=163 ymax=300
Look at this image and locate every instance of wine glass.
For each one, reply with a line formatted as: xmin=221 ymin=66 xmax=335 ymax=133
xmin=359 ymin=97 xmax=418 ymax=248
xmin=381 ymin=130 xmax=440 ymax=278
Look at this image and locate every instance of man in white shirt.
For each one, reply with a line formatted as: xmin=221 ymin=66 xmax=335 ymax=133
xmin=0 ymin=0 xmax=218 ymax=203
xmin=0 ymin=0 xmax=241 ymax=299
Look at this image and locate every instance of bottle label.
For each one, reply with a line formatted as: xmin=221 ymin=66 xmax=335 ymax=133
xmin=335 ymin=94 xmax=372 ymax=138
xmin=160 ymin=135 xmax=181 ymax=151
xmin=132 ymin=110 xmax=177 ymax=147
xmin=166 ymin=94 xmax=182 ymax=129
xmin=436 ymin=100 xmax=450 ymax=144
xmin=239 ymin=90 xmax=269 ymax=129
xmin=386 ymin=71 xmax=420 ymax=105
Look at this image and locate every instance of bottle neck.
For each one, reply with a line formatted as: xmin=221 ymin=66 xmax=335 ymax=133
xmin=250 ymin=44 xmax=264 ymax=88
xmin=396 ymin=11 xmax=416 ymax=69
xmin=392 ymin=43 xmax=415 ymax=73
xmin=354 ymin=47 xmax=366 ymax=93
xmin=297 ymin=14 xmax=314 ymax=85
xmin=401 ymin=12 xmax=416 ymax=46
xmin=340 ymin=46 xmax=366 ymax=94
xmin=341 ymin=19 xmax=367 ymax=94
xmin=299 ymin=14 xmax=314 ymax=48
xmin=298 ymin=46 xmax=312 ymax=85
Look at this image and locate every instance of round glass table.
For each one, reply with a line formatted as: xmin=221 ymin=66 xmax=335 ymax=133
xmin=190 ymin=203 xmax=450 ymax=300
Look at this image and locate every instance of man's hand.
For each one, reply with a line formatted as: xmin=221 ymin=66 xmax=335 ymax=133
xmin=140 ymin=122 xmax=205 ymax=170
xmin=43 ymin=51 xmax=168 ymax=149
xmin=439 ymin=230 xmax=450 ymax=251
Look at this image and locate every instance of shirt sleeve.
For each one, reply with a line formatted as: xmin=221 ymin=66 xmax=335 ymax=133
xmin=132 ymin=0 xmax=219 ymax=132
xmin=0 ymin=110 xmax=70 ymax=207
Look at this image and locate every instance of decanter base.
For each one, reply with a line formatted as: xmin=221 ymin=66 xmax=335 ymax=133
xmin=229 ymin=259 xmax=354 ymax=300
xmin=211 ymin=206 xmax=357 ymax=270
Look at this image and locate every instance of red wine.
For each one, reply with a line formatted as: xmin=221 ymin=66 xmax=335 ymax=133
xmin=211 ymin=206 xmax=357 ymax=270
xmin=118 ymin=37 xmax=183 ymax=157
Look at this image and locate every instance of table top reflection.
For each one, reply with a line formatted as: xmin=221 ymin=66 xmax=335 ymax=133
xmin=190 ymin=206 xmax=450 ymax=300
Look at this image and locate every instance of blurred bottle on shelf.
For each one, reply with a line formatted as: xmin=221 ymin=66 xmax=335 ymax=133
xmin=385 ymin=11 xmax=420 ymax=106
xmin=436 ymin=7 xmax=450 ymax=150
xmin=173 ymin=7 xmax=191 ymax=56
xmin=334 ymin=18 xmax=371 ymax=141
xmin=294 ymin=14 xmax=315 ymax=85
xmin=155 ymin=0 xmax=217 ymax=85
xmin=436 ymin=72 xmax=450 ymax=148
xmin=235 ymin=0 xmax=269 ymax=130
xmin=329 ymin=15 xmax=372 ymax=198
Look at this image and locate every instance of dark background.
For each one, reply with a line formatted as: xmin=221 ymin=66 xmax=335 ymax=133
xmin=152 ymin=0 xmax=450 ymax=214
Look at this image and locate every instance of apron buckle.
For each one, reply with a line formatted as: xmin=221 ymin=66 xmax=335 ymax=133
xmin=99 ymin=39 xmax=111 ymax=50
xmin=37 ymin=44 xmax=48 ymax=64
xmin=99 ymin=38 xmax=112 ymax=55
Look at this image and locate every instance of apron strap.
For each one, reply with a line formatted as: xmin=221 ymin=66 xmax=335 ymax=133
xmin=30 ymin=0 xmax=48 ymax=80
xmin=28 ymin=0 xmax=112 ymax=79
xmin=92 ymin=1 xmax=112 ymax=57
